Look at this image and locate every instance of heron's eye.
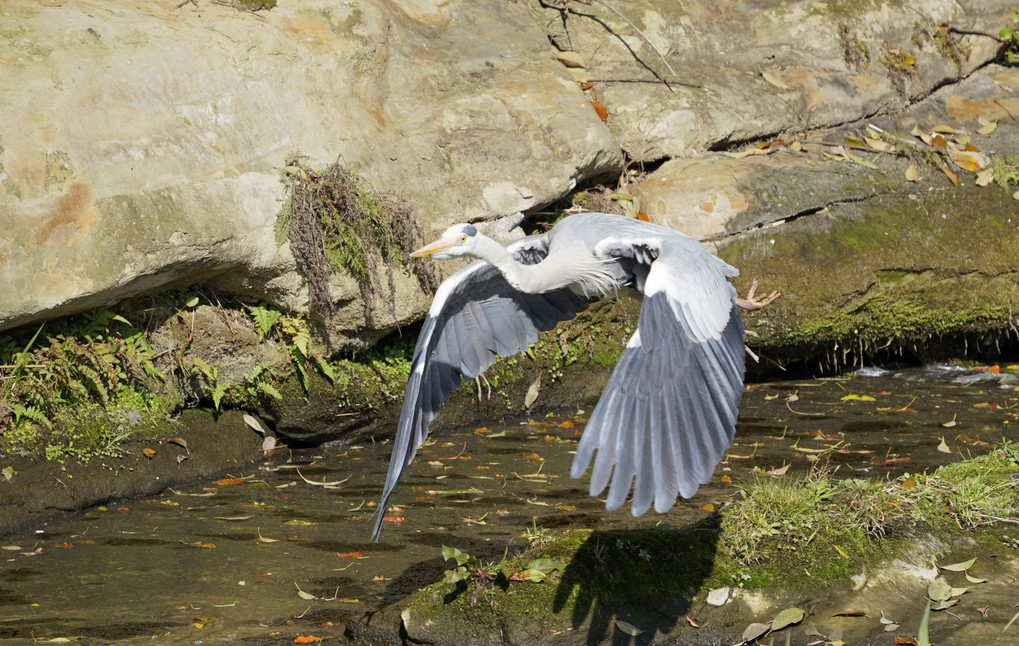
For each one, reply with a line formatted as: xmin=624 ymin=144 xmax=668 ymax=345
xmin=459 ymin=234 xmax=468 ymax=243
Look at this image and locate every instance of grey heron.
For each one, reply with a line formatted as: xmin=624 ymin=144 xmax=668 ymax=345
xmin=371 ymin=212 xmax=749 ymax=541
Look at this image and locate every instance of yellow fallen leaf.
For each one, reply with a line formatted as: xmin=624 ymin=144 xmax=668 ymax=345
xmin=761 ymin=69 xmax=789 ymax=89
xmin=905 ymin=163 xmax=919 ymax=182
xmin=976 ymin=121 xmax=997 ymax=135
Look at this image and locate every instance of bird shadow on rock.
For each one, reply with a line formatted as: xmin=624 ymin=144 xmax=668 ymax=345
xmin=552 ymin=516 xmax=722 ymax=646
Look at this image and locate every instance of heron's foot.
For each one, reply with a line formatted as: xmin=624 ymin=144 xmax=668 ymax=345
xmin=744 ymin=344 xmax=760 ymax=363
xmin=735 ymin=278 xmax=780 ymax=311
xmin=475 ymin=373 xmax=492 ymax=401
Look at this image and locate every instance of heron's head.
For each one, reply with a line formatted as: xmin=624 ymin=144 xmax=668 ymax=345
xmin=410 ymin=224 xmax=481 ymax=260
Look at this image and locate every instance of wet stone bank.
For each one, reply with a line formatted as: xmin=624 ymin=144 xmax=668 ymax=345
xmin=0 ymin=364 xmax=1018 ymax=645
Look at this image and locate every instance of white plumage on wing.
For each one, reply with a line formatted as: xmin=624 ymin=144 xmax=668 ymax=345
xmin=371 ymin=212 xmax=749 ymax=541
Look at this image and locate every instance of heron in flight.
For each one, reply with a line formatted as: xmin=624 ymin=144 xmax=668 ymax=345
xmin=371 ymin=212 xmax=757 ymax=541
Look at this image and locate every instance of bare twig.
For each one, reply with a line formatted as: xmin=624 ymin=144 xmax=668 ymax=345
xmin=587 ymin=0 xmax=677 ymax=77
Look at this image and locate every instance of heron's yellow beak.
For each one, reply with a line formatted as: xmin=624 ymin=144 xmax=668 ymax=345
xmin=410 ymin=238 xmax=454 ymax=258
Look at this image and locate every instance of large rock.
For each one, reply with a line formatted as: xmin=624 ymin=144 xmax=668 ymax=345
xmin=529 ymin=0 xmax=1013 ymax=161
xmin=0 ymin=0 xmax=620 ymax=339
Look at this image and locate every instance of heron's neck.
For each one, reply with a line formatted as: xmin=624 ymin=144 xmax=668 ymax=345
xmin=474 ymin=236 xmax=551 ymax=294
xmin=474 ymin=235 xmax=616 ymax=296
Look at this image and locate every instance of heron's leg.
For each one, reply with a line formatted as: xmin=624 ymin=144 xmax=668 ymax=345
xmin=475 ymin=373 xmax=492 ymax=401
xmin=735 ymin=277 xmax=780 ymax=311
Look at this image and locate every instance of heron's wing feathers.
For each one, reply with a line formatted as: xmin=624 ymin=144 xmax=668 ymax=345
xmin=573 ymin=236 xmax=745 ymax=515
xmin=372 ymin=236 xmax=592 ymax=541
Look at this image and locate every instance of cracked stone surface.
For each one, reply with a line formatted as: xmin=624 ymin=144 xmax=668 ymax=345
xmin=0 ymin=0 xmax=1016 ymax=358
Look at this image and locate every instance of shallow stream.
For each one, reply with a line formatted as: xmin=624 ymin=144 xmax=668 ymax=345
xmin=1 ymin=364 xmax=1017 ymax=644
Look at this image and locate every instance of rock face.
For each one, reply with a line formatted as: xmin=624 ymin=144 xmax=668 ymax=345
xmin=0 ymin=0 xmax=620 ymax=340
xmin=1 ymin=0 xmax=1017 ymax=357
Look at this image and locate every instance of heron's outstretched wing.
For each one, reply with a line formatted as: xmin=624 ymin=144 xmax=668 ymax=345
xmin=371 ymin=237 xmax=593 ymax=541
xmin=571 ymin=235 xmax=745 ymax=515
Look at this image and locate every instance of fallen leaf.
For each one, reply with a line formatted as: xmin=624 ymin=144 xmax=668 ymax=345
xmin=524 ymin=373 xmax=543 ymax=409
xmin=771 ymin=607 xmax=805 ymax=630
xmin=964 ymin=572 xmax=987 ymax=584
xmin=928 ymin=576 xmax=952 ymax=601
xmin=256 ymin=528 xmax=278 ymax=543
xmin=556 ymin=51 xmax=586 ymax=68
xmin=976 ymin=120 xmax=997 ymax=135
xmin=937 ymin=437 xmax=951 ymax=453
xmin=832 ymin=610 xmax=866 ymax=617
xmin=939 ymin=557 xmax=976 ymax=571
xmin=685 ymin=616 xmax=701 ymax=628
xmin=766 ymin=463 xmax=791 ymax=476
xmin=975 ymin=169 xmax=995 ymax=186
xmin=167 ymin=437 xmax=189 ymax=451
xmin=942 ymin=166 xmax=958 ymax=185
xmin=294 ymin=582 xmax=316 ymax=600
xmin=1 ymin=466 xmax=15 ymax=481
xmin=214 ymin=477 xmax=248 ymax=486
xmin=953 ymin=155 xmax=980 ymax=173
xmin=142 ymin=448 xmax=156 ymax=459
xmin=591 ymin=101 xmax=608 ymax=122
xmin=761 ymin=69 xmax=789 ymax=89
xmin=294 ymin=636 xmax=322 ymax=643
xmin=742 ymin=622 xmax=771 ymax=643
xmin=243 ymin=414 xmax=269 ymax=435
xmin=193 ymin=617 xmax=211 ymax=629
xmin=614 ymin=619 xmax=645 ymax=637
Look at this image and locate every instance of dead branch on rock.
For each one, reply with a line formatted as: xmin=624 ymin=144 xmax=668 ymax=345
xmin=541 ymin=0 xmax=679 ymax=88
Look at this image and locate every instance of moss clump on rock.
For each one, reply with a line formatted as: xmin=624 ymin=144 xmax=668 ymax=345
xmin=278 ymin=158 xmax=438 ymax=324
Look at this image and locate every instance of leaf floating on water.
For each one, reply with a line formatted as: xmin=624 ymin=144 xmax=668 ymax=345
xmin=939 ymin=557 xmax=976 ymax=572
xmin=294 ymin=582 xmax=316 ymax=600
xmin=936 ymin=437 xmax=951 ymax=453
xmin=840 ymin=393 xmax=875 ymax=401
xmin=213 ymin=476 xmax=252 ymax=486
xmin=294 ymin=636 xmax=323 ymax=643
xmin=614 ymin=619 xmax=645 ymax=637
xmin=256 ymin=528 xmax=278 ymax=543
xmin=167 ymin=437 xmax=189 ymax=452
xmin=295 ymin=468 xmax=349 ymax=487
xmin=832 ymin=609 xmax=865 ymax=617
xmin=771 ymin=607 xmax=805 ymax=630
xmin=766 ymin=463 xmax=791 ymax=476
xmin=1 ymin=466 xmax=15 ymax=481
xmin=193 ymin=616 xmax=211 ymax=629
xmin=142 ymin=448 xmax=156 ymax=459
xmin=964 ymin=572 xmax=986 ymax=584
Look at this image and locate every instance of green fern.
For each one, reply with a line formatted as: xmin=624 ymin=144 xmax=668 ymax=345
xmin=247 ymin=304 xmax=283 ymax=342
xmin=257 ymin=381 xmax=283 ymax=400
xmin=12 ymin=404 xmax=52 ymax=430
